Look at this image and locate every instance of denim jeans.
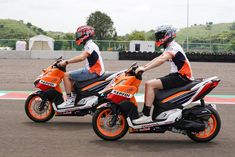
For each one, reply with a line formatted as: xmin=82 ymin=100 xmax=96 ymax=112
xmin=69 ymin=68 xmax=98 ymax=82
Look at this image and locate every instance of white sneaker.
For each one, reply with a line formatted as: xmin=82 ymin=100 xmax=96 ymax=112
xmin=132 ymin=115 xmax=152 ymax=124
xmin=57 ymin=96 xmax=75 ymax=109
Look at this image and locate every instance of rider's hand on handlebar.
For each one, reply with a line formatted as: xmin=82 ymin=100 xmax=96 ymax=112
xmin=57 ymin=60 xmax=67 ymax=67
xmin=135 ymin=66 xmax=145 ymax=75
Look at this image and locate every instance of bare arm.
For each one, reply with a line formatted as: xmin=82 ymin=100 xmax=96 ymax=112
xmin=144 ymin=56 xmax=159 ymax=67
xmin=67 ymin=51 xmax=90 ymax=64
xmin=143 ymin=52 xmax=173 ymax=72
xmin=58 ymin=51 xmax=90 ymax=67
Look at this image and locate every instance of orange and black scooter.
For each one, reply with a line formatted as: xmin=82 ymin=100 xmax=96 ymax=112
xmin=92 ymin=63 xmax=221 ymax=142
xmin=25 ymin=57 xmax=122 ymax=122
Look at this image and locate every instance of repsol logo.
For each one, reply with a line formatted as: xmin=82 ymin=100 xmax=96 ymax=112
xmin=39 ymin=80 xmax=56 ymax=87
xmin=112 ymin=90 xmax=132 ymax=98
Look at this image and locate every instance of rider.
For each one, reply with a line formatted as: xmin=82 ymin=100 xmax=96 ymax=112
xmin=57 ymin=25 xmax=105 ymax=109
xmin=133 ymin=25 xmax=193 ymax=124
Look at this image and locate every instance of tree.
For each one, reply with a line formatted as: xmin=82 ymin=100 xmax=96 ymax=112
xmin=145 ymin=30 xmax=155 ymax=40
xmin=229 ymin=40 xmax=235 ymax=51
xmin=36 ymin=27 xmax=47 ymax=35
xmin=26 ymin=22 xmax=32 ymax=28
xmin=127 ymin=31 xmax=146 ymax=41
xmin=37 ymin=28 xmax=43 ymax=33
xmin=230 ymin=22 xmax=235 ymax=30
xmin=87 ymin=11 xmax=116 ymax=40
xmin=64 ymin=33 xmax=74 ymax=40
xmin=206 ymin=22 xmax=213 ymax=30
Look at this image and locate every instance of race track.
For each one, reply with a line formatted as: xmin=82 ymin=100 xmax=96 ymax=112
xmin=0 ymin=59 xmax=235 ymax=157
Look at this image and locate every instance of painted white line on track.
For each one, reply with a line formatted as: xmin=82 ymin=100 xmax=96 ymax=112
xmin=0 ymin=93 xmax=6 ymax=97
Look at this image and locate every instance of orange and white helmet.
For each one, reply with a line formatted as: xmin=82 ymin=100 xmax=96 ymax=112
xmin=75 ymin=25 xmax=95 ymax=45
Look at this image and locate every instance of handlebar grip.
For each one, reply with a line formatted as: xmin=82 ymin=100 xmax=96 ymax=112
xmin=137 ymin=70 xmax=144 ymax=76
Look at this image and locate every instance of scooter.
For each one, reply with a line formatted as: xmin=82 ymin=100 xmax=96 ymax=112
xmin=92 ymin=63 xmax=221 ymax=142
xmin=25 ymin=57 xmax=122 ymax=122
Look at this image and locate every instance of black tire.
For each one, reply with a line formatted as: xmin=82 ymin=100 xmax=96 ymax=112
xmin=92 ymin=107 xmax=129 ymax=141
xmin=187 ymin=107 xmax=221 ymax=142
xmin=25 ymin=94 xmax=55 ymax=123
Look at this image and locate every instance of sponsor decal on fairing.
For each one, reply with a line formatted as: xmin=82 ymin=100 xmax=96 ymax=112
xmin=111 ymin=90 xmax=133 ymax=98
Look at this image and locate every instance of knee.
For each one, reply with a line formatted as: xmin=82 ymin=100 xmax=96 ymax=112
xmin=64 ymin=72 xmax=70 ymax=78
xmin=145 ymin=80 xmax=153 ymax=88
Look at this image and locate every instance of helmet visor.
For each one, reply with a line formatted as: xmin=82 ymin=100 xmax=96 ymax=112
xmin=75 ymin=32 xmax=83 ymax=40
xmin=155 ymin=31 xmax=166 ymax=42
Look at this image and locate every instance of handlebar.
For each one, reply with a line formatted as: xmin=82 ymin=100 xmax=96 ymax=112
xmin=125 ymin=62 xmax=143 ymax=80
xmin=52 ymin=56 xmax=66 ymax=72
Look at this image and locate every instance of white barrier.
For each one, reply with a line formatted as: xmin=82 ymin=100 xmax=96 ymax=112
xmin=0 ymin=50 xmax=119 ymax=60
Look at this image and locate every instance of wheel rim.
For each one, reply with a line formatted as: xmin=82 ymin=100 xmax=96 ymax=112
xmin=28 ymin=96 xmax=53 ymax=120
xmin=96 ymin=108 xmax=126 ymax=137
xmin=195 ymin=114 xmax=217 ymax=139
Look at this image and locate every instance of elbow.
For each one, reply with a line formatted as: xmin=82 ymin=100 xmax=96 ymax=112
xmin=160 ymin=60 xmax=166 ymax=64
xmin=81 ymin=56 xmax=86 ymax=61
xmin=157 ymin=59 xmax=165 ymax=65
xmin=78 ymin=55 xmax=86 ymax=61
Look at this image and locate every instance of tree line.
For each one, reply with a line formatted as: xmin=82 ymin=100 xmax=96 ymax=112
xmin=0 ymin=11 xmax=235 ymax=52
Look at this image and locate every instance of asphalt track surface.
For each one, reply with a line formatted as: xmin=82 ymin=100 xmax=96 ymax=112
xmin=0 ymin=59 xmax=235 ymax=157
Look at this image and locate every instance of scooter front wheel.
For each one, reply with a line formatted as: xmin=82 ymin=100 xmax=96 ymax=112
xmin=25 ymin=94 xmax=55 ymax=122
xmin=92 ymin=107 xmax=128 ymax=141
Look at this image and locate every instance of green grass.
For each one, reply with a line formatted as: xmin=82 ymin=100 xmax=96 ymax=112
xmin=176 ymin=23 xmax=233 ymax=43
xmin=0 ymin=19 xmax=37 ymax=39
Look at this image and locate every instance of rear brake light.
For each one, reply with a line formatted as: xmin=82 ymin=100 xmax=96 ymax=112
xmin=211 ymin=81 xmax=219 ymax=87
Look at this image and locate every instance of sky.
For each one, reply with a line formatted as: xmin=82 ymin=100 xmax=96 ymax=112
xmin=0 ymin=0 xmax=234 ymax=35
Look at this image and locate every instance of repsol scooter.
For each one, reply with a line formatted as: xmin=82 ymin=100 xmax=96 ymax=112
xmin=25 ymin=57 xmax=122 ymax=122
xmin=92 ymin=63 xmax=221 ymax=142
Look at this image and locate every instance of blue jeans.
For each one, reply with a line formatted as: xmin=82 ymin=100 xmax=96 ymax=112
xmin=69 ymin=68 xmax=98 ymax=82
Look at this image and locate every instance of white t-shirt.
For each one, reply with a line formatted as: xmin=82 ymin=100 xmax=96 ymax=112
xmin=163 ymin=41 xmax=193 ymax=80
xmin=84 ymin=40 xmax=105 ymax=76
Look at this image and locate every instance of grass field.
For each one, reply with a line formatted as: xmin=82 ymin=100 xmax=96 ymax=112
xmin=177 ymin=23 xmax=233 ymax=42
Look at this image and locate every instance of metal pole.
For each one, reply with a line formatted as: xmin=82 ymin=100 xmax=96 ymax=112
xmin=71 ymin=40 xmax=73 ymax=50
xmin=109 ymin=41 xmax=111 ymax=51
xmin=186 ymin=0 xmax=189 ymax=53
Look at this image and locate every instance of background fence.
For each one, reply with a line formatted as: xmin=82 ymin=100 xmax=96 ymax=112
xmin=119 ymin=51 xmax=235 ymax=62
xmin=0 ymin=39 xmax=235 ymax=53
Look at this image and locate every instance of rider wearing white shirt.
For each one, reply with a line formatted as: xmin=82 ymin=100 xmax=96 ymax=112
xmin=133 ymin=25 xmax=193 ymax=124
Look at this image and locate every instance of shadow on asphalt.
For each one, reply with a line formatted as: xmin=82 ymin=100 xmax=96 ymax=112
xmin=90 ymin=139 xmax=218 ymax=152
xmin=22 ymin=121 xmax=91 ymax=131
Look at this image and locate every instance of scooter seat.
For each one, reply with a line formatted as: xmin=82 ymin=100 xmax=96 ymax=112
xmin=154 ymin=79 xmax=202 ymax=102
xmin=74 ymin=71 xmax=115 ymax=90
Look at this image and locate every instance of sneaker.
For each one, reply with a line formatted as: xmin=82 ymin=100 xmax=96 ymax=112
xmin=57 ymin=96 xmax=75 ymax=109
xmin=132 ymin=115 xmax=152 ymax=124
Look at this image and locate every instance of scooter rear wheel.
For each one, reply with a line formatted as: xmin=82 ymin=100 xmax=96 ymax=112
xmin=92 ymin=107 xmax=128 ymax=141
xmin=187 ymin=107 xmax=221 ymax=142
xmin=25 ymin=94 xmax=55 ymax=122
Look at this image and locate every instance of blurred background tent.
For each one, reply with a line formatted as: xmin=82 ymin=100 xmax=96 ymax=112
xmin=29 ymin=35 xmax=54 ymax=50
xmin=16 ymin=41 xmax=27 ymax=51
